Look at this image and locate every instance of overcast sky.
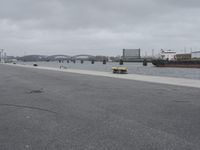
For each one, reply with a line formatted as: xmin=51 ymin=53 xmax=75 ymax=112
xmin=1 ymin=0 xmax=200 ymax=56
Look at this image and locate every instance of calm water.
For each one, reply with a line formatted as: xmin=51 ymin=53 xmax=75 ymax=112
xmin=18 ymin=61 xmax=200 ymax=80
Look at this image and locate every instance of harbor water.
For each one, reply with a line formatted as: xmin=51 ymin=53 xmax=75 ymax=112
xmin=18 ymin=61 xmax=200 ymax=80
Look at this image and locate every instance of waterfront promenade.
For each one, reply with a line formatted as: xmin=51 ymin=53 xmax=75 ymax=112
xmin=0 ymin=64 xmax=200 ymax=150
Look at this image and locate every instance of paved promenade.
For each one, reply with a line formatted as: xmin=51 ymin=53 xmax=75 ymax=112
xmin=6 ymin=63 xmax=200 ymax=88
xmin=0 ymin=64 xmax=200 ymax=150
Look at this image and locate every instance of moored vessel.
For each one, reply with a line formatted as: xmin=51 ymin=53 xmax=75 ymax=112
xmin=152 ymin=49 xmax=200 ymax=68
xmin=152 ymin=59 xmax=200 ymax=68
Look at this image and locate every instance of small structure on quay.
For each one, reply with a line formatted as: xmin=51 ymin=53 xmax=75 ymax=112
xmin=112 ymin=67 xmax=128 ymax=74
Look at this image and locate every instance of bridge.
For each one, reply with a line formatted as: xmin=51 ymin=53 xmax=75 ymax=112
xmin=47 ymin=55 xmax=71 ymax=60
xmin=19 ymin=54 xmax=96 ymax=61
xmin=71 ymin=54 xmax=95 ymax=60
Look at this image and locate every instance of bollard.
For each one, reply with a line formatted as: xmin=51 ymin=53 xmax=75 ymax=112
xmin=67 ymin=60 xmax=69 ymax=63
xmin=91 ymin=60 xmax=95 ymax=64
xmin=103 ymin=60 xmax=106 ymax=64
xmin=81 ymin=60 xmax=84 ymax=64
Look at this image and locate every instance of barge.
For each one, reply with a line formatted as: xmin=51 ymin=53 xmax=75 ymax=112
xmin=152 ymin=59 xmax=200 ymax=68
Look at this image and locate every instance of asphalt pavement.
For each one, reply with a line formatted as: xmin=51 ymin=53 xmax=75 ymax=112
xmin=0 ymin=64 xmax=200 ymax=150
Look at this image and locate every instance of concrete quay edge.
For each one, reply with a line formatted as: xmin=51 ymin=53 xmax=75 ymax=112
xmin=3 ymin=63 xmax=200 ymax=89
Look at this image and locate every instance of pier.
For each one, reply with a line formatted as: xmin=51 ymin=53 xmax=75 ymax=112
xmin=0 ymin=64 xmax=200 ymax=150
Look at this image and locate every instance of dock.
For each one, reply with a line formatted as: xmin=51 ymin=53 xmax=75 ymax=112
xmin=0 ymin=64 xmax=200 ymax=150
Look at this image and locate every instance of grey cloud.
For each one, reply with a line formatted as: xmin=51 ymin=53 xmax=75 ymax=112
xmin=0 ymin=0 xmax=200 ymax=56
xmin=155 ymin=0 xmax=200 ymax=8
xmin=0 ymin=0 xmax=171 ymax=30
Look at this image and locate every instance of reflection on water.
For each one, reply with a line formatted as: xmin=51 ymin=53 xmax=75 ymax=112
xmin=19 ymin=61 xmax=200 ymax=80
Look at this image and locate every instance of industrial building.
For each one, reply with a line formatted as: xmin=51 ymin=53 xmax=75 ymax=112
xmin=122 ymin=49 xmax=141 ymax=61
xmin=192 ymin=51 xmax=200 ymax=59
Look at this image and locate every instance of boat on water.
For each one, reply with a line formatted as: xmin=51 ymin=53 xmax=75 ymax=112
xmin=152 ymin=59 xmax=200 ymax=68
xmin=152 ymin=49 xmax=200 ymax=68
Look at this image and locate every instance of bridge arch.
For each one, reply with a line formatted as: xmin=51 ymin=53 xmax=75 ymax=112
xmin=47 ymin=55 xmax=71 ymax=60
xmin=71 ymin=54 xmax=95 ymax=60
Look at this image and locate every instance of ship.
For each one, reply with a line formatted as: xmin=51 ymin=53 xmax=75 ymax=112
xmin=152 ymin=59 xmax=200 ymax=68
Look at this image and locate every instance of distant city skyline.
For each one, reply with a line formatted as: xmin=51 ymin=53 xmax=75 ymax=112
xmin=1 ymin=0 xmax=200 ymax=56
